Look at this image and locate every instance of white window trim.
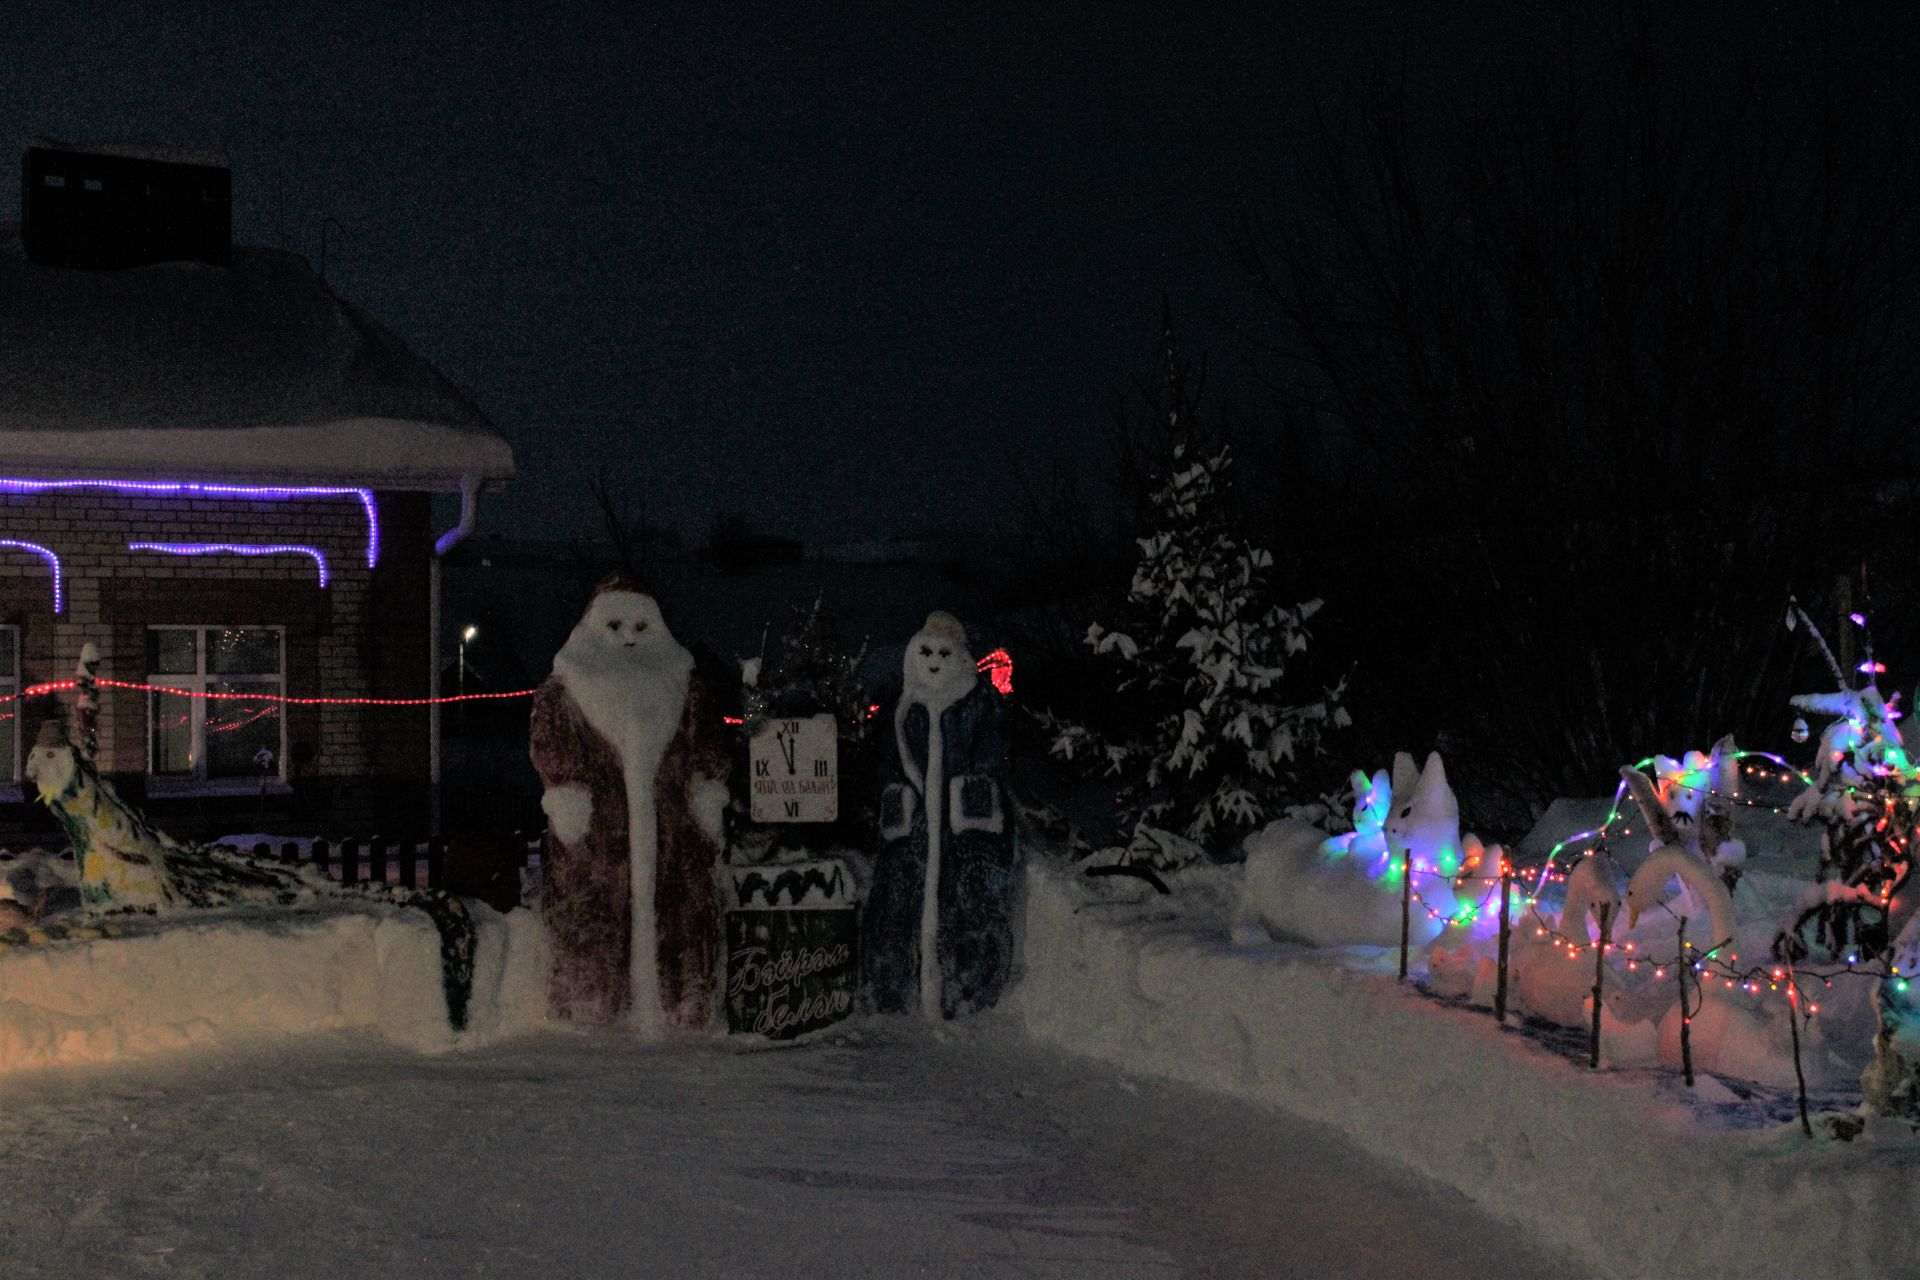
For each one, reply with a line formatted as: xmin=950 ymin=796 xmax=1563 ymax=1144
xmin=145 ymin=625 xmax=288 ymax=789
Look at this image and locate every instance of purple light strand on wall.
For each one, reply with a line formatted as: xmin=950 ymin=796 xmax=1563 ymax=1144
xmin=129 ymin=542 xmax=330 ymax=588
xmin=0 ymin=540 xmax=63 ymax=612
xmin=0 ymin=479 xmax=378 ymax=568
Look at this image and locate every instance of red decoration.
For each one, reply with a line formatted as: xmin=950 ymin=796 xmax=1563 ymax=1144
xmin=976 ymin=648 xmax=1013 ymax=695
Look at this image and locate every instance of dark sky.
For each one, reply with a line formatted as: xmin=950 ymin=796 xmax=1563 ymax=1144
xmin=0 ymin=1 xmax=1816 ymax=547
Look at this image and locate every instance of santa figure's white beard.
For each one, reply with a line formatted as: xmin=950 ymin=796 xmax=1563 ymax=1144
xmin=553 ymin=617 xmax=693 ymax=1038
xmin=898 ymin=655 xmax=974 ymax=1020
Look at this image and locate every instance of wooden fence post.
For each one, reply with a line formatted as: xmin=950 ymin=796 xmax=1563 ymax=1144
xmin=1589 ymin=903 xmax=1612 ymax=1069
xmin=1677 ymin=917 xmax=1695 ymax=1087
xmin=369 ymin=838 xmax=389 ymax=887
xmin=1788 ymin=960 xmax=1812 ymax=1136
xmin=1399 ymin=847 xmax=1413 ymax=982
xmin=1495 ymin=865 xmax=1512 ymax=1024
xmin=341 ymin=838 xmax=361 ymax=886
xmin=313 ymin=837 xmax=332 ymax=880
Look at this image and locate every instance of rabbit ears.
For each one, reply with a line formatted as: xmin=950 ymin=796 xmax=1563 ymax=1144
xmin=1388 ymin=750 xmax=1456 ymax=824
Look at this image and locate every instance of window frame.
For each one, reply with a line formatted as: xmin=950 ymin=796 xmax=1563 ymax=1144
xmin=145 ymin=624 xmax=288 ymax=788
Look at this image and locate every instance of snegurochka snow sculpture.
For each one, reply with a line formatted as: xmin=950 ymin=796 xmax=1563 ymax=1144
xmin=530 ymin=577 xmax=730 ymax=1034
xmin=865 ymin=611 xmax=1016 ymax=1019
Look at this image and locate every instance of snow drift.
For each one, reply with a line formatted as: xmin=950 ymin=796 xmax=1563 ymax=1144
xmin=0 ymin=901 xmax=549 ymax=1075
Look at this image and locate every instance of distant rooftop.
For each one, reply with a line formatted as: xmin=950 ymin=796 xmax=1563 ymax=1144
xmin=28 ymin=135 xmax=229 ymax=169
xmin=0 ymin=226 xmax=513 ymax=491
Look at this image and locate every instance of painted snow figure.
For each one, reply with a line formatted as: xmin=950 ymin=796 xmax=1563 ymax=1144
xmin=865 ymin=611 xmax=1016 ymax=1019
xmin=530 ymin=577 xmax=729 ymax=1034
xmin=1618 ymin=743 xmax=1747 ymax=890
xmin=25 ymin=719 xmax=477 ymax=1029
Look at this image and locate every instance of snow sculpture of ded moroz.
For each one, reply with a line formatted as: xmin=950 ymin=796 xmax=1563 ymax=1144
xmin=865 ymin=611 xmax=1017 ymax=1018
xmin=529 ymin=577 xmax=730 ymax=1034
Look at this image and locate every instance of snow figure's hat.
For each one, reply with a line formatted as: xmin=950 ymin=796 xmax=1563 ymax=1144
xmin=33 ymin=720 xmax=64 ymax=750
xmin=591 ymin=571 xmax=653 ymax=601
xmin=920 ymin=611 xmax=966 ymax=643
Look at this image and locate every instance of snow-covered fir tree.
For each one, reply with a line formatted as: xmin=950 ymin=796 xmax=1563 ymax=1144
xmin=1050 ymin=313 xmax=1348 ymax=861
xmin=742 ymin=594 xmax=870 ymax=740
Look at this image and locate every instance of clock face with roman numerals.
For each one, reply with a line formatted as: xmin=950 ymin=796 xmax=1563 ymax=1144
xmin=749 ymin=713 xmax=839 ymax=823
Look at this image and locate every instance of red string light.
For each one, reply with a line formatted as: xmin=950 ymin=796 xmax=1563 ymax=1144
xmin=5 ymin=678 xmax=536 ymax=707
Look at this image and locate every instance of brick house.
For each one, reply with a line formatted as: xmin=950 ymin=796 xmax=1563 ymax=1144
xmin=0 ymin=140 xmax=513 ymax=840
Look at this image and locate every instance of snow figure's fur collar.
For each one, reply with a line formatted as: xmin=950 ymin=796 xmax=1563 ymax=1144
xmin=896 ymin=612 xmax=976 ymax=791
xmin=552 ymin=588 xmax=693 ymax=774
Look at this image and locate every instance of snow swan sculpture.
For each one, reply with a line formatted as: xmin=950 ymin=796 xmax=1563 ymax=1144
xmin=1622 ymin=845 xmax=1739 ymax=955
xmin=1510 ymin=855 xmax=1622 ymax=1027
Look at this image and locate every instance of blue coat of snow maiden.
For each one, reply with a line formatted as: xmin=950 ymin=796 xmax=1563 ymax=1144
xmin=864 ymin=612 xmax=1017 ymax=1018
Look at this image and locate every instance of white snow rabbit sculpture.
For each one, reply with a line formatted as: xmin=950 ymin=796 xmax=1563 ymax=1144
xmin=1237 ymin=751 xmax=1486 ymax=953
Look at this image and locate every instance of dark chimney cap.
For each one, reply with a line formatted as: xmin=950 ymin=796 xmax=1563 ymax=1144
xmin=22 ymin=137 xmax=231 ymax=270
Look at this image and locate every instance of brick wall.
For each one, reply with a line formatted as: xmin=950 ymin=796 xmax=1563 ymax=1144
xmin=0 ymin=488 xmax=433 ymax=839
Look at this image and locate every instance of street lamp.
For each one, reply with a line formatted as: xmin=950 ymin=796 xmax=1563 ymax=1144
xmin=459 ymin=625 xmax=477 ymax=698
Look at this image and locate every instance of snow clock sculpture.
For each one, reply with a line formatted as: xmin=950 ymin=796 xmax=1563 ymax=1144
xmin=864 ymin=611 xmax=1017 ymax=1019
xmin=530 ymin=576 xmax=730 ymax=1034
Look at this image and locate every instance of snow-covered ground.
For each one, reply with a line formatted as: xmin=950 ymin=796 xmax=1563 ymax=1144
xmin=0 ymin=1020 xmax=1580 ymax=1280
xmin=1014 ymin=859 xmax=1920 ymax=1280
xmin=7 ymin=775 xmax=1919 ymax=1277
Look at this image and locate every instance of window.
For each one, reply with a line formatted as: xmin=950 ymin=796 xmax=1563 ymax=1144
xmin=147 ymin=627 xmax=285 ymax=784
xmin=0 ymin=627 xmax=17 ymax=782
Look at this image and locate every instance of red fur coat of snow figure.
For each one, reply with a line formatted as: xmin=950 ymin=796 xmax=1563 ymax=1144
xmin=529 ymin=577 xmax=730 ymax=1034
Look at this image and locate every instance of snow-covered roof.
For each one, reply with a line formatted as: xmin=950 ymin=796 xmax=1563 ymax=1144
xmin=28 ymin=135 xmax=229 ymax=169
xmin=0 ymin=226 xmax=512 ymax=492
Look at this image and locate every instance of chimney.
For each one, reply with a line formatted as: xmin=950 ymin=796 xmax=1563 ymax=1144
xmin=21 ymin=137 xmax=231 ymax=270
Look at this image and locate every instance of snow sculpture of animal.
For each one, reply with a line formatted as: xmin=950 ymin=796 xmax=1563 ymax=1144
xmin=1237 ymin=751 xmax=1486 ymax=953
xmin=1620 ymin=745 xmax=1746 ymax=889
xmin=25 ymin=721 xmax=477 ymax=1029
xmin=1328 ymin=767 xmax=1392 ymax=868
xmin=1507 ymin=855 xmax=1623 ymax=1027
xmin=1424 ymin=834 xmax=1514 ymax=1001
xmin=1620 ymin=846 xmax=1807 ymax=1078
xmin=1865 ymin=910 xmax=1920 ymax=1119
xmin=1385 ymin=752 xmax=1464 ymax=881
xmin=530 ymin=577 xmax=730 ymax=1034
xmin=1622 ymin=846 xmax=1740 ymax=956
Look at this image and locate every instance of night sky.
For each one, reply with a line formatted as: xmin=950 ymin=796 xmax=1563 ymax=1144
xmin=5 ymin=4 xmax=1899 ymax=549
xmin=0 ymin=1 xmax=1525 ymax=547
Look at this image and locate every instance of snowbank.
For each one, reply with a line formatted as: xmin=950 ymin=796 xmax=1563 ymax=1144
xmin=1011 ymin=861 xmax=1920 ymax=1280
xmin=0 ymin=901 xmax=549 ymax=1074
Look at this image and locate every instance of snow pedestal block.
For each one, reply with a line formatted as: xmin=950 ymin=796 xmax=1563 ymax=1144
xmin=1011 ymin=861 xmax=1920 ymax=1280
xmin=724 ymin=860 xmax=858 ymax=1040
xmin=0 ymin=901 xmax=550 ymax=1076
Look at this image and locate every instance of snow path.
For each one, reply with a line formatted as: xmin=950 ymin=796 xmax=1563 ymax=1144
xmin=0 ymin=1019 xmax=1582 ymax=1279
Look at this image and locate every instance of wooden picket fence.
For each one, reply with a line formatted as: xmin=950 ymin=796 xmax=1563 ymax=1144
xmin=0 ymin=832 xmax=547 ymax=893
xmin=234 ymin=831 xmax=547 ymax=893
xmin=239 ymin=836 xmax=448 ymax=889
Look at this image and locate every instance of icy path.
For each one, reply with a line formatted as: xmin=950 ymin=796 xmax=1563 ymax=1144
xmin=0 ymin=1019 xmax=1582 ymax=1279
